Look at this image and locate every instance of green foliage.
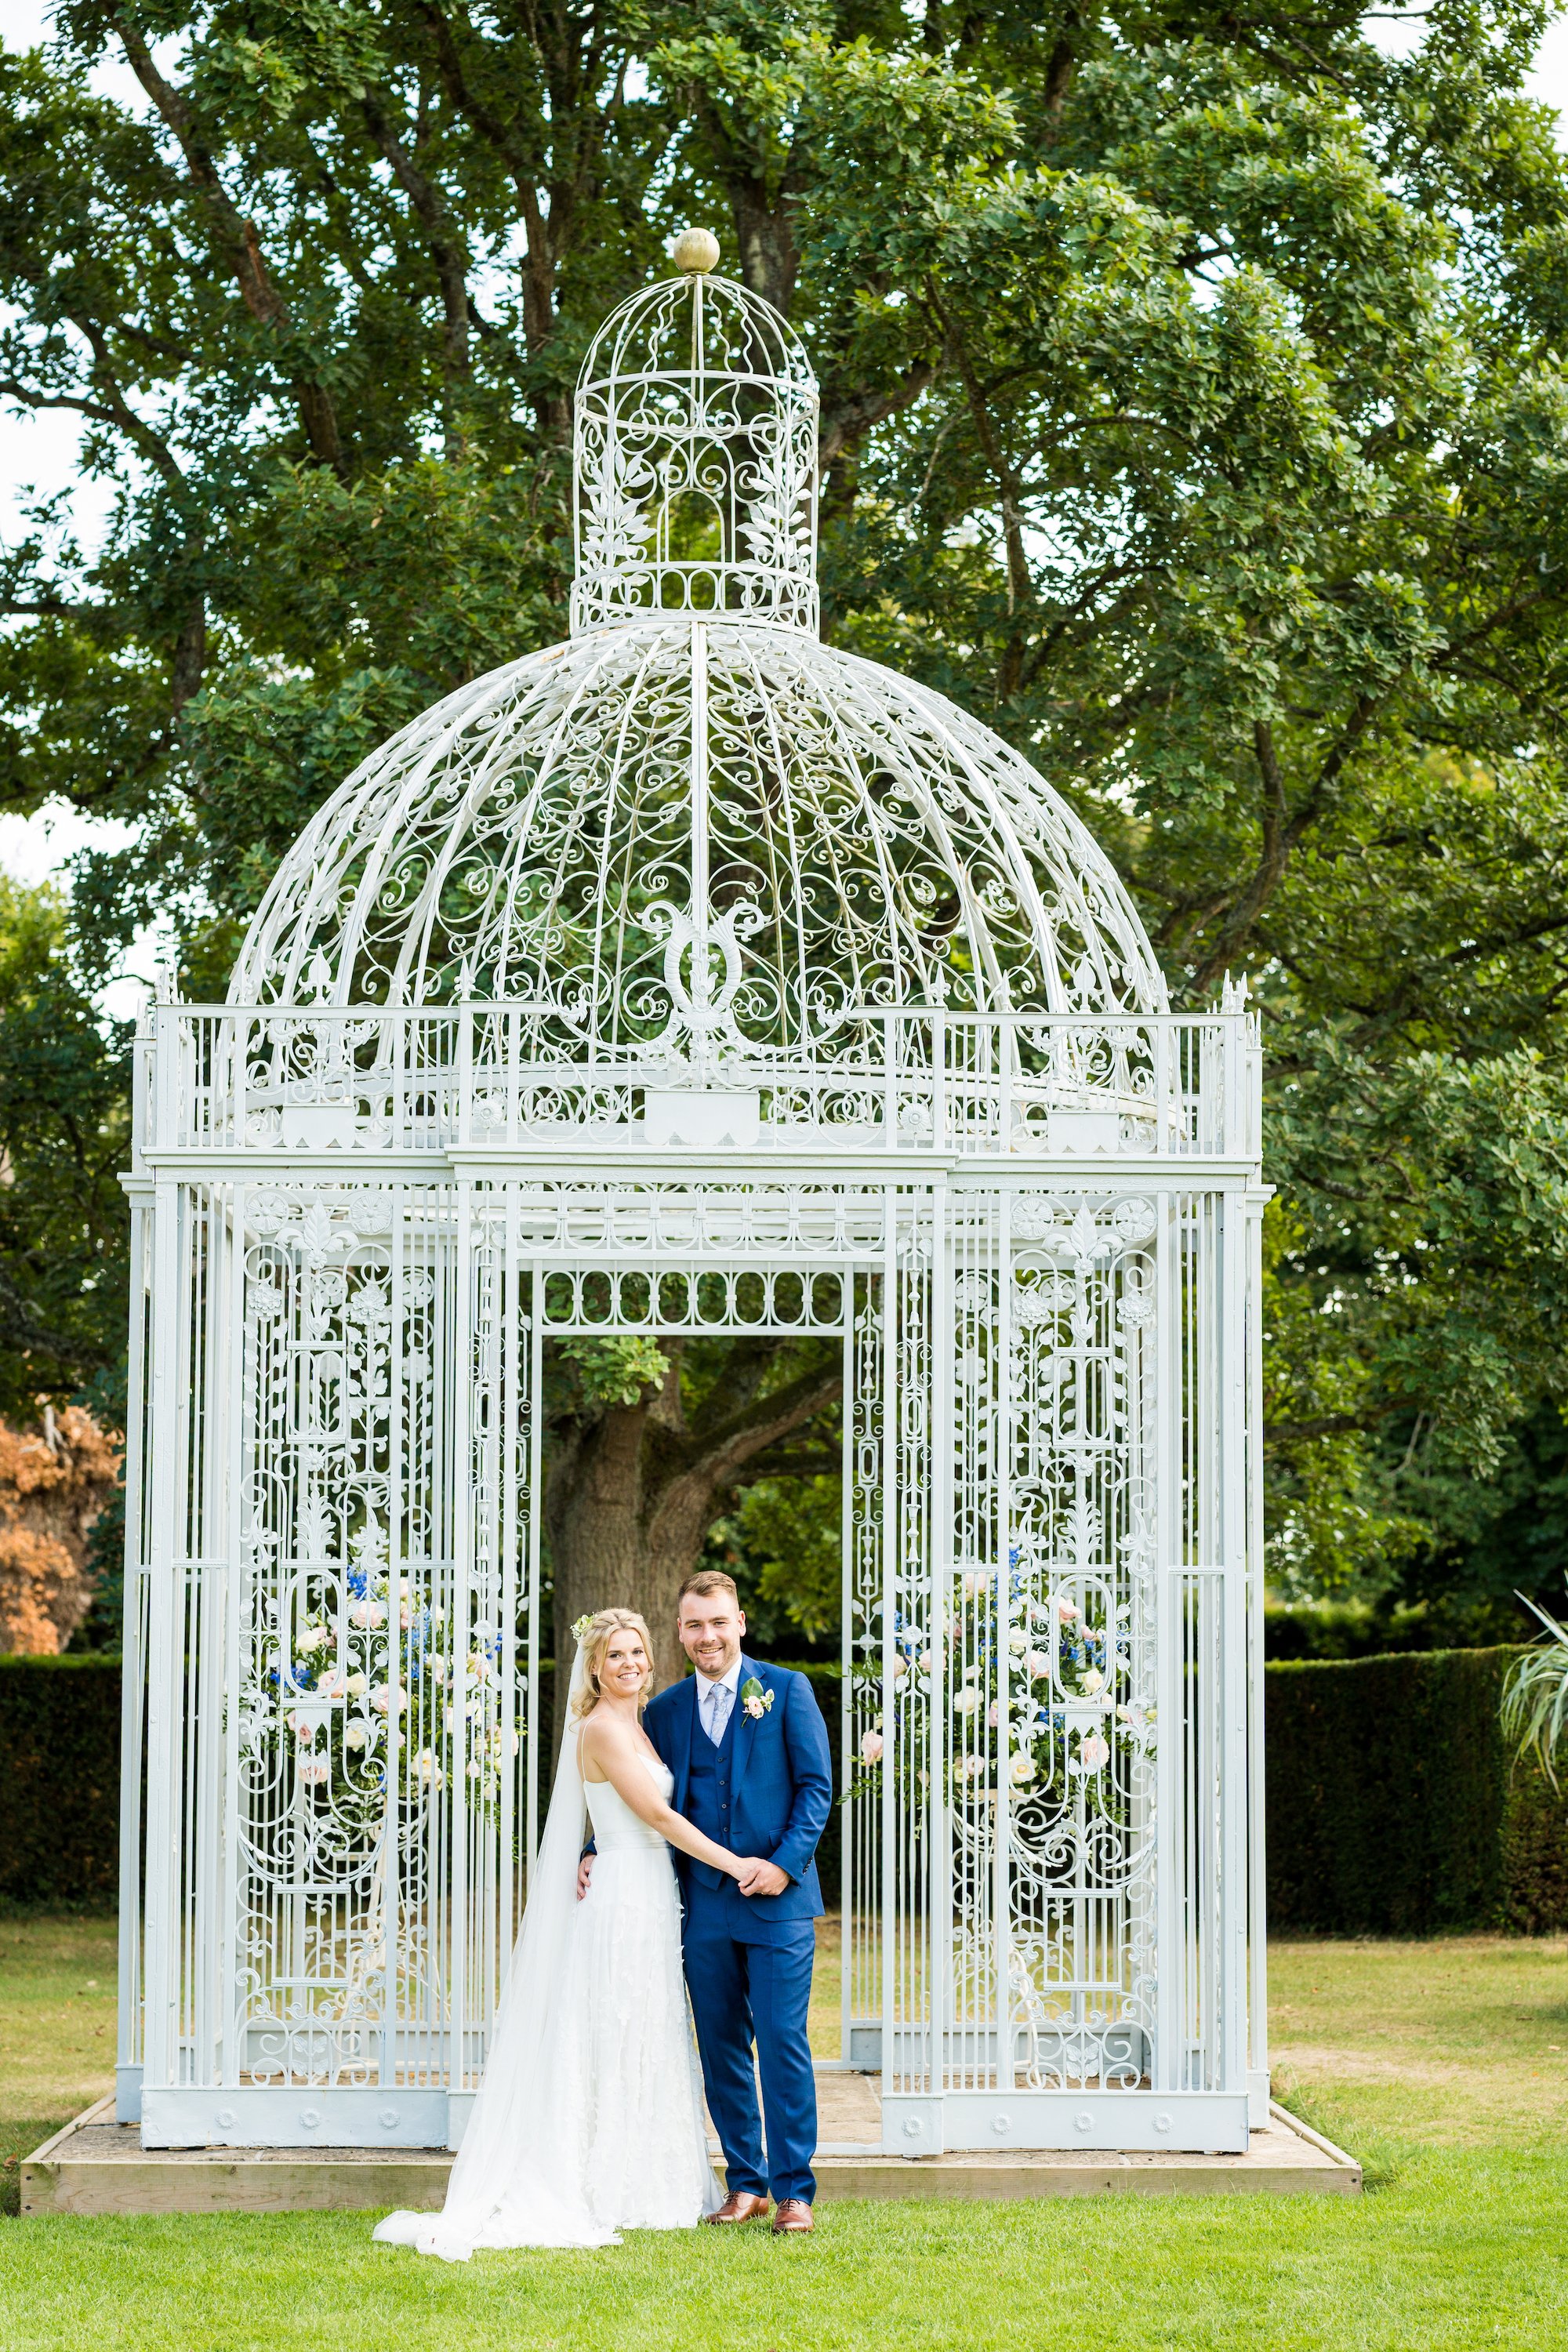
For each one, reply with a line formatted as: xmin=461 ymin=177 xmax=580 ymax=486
xmin=5 ymin=4 xmax=1568 ymax=1596
xmin=0 ymin=1655 xmax=120 ymax=1911
xmin=550 ymin=1335 xmax=672 ymax=1414
xmin=730 ymin=1475 xmax=841 ymax=1642
xmin=1501 ymin=1593 xmax=1568 ymax=1789
xmin=1265 ymin=1647 xmax=1568 ymax=1935
xmin=0 ymin=877 xmax=131 ymax=1414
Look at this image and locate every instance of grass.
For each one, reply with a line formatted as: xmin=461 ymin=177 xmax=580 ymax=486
xmin=5 ymin=1922 xmax=1568 ymax=2350
xmin=0 ymin=1914 xmax=116 ymax=2217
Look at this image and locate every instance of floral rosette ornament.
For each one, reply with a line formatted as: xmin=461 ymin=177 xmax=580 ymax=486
xmin=258 ymin=1524 xmax=517 ymax=1823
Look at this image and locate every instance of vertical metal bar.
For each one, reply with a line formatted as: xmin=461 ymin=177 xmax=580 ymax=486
xmin=498 ymin=1187 xmax=520 ymax=1981
xmin=839 ymin=1309 xmax=854 ymax=2068
xmin=527 ymin=1264 xmax=545 ymax=1871
xmin=218 ymin=1185 xmax=246 ymax=2086
xmin=931 ymin=1009 xmax=946 ymax=1154
xmin=140 ymin=1179 xmax=183 ymax=2095
xmin=993 ymin=1185 xmax=1013 ymax=2089
xmin=1219 ymin=1183 xmax=1250 ymax=2100
xmin=929 ymin=1176 xmax=953 ymax=2100
xmin=458 ymin=999 xmax=474 ymax=1149
xmin=448 ymin=1180 xmax=474 ymax=2102
xmin=879 ymin=1186 xmax=898 ymax=2111
xmin=1245 ymin=1171 xmax=1270 ymax=2110
xmin=1152 ymin=1187 xmax=1181 ymax=2092
xmin=116 ymin=1189 xmax=151 ymax=2119
xmin=382 ymin=1191 xmax=405 ymax=2092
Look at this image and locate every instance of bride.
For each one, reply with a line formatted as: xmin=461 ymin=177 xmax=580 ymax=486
xmin=373 ymin=1607 xmax=759 ymax=2256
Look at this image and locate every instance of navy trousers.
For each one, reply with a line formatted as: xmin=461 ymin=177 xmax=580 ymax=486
xmin=682 ymin=1889 xmax=817 ymax=2205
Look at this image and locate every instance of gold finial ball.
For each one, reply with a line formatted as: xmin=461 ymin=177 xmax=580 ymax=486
xmin=671 ymin=227 xmax=720 ymax=274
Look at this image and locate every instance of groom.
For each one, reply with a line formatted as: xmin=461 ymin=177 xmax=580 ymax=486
xmin=582 ymin=1568 xmax=833 ymax=2232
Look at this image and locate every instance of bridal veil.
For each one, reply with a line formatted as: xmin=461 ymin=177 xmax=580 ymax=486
xmin=372 ymin=1642 xmax=619 ymax=2256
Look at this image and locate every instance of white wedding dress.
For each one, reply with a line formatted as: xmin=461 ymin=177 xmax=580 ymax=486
xmin=374 ymin=1662 xmax=720 ymax=2258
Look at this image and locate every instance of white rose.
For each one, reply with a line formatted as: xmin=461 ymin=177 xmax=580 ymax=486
xmin=343 ymin=1722 xmax=368 ymax=1751
xmin=345 ymin=1672 xmax=368 ymax=1698
xmin=295 ymin=1625 xmax=325 ymax=1654
xmin=1080 ymin=1666 xmax=1104 ymax=1696
xmin=1008 ymin=1630 xmax=1029 ymax=1654
xmin=1009 ymin=1752 xmax=1036 ymax=1786
xmin=1025 ymin=1650 xmax=1050 ymax=1680
xmin=429 ymin=1658 xmax=446 ymax=1683
xmin=1055 ymin=1595 xmax=1081 ymax=1624
xmin=953 ymin=1686 xmax=982 ymax=1715
xmin=349 ymin=1602 xmax=370 ymax=1629
xmin=365 ymin=1601 xmax=387 ymax=1629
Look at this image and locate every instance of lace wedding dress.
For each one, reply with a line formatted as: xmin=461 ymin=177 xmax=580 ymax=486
xmin=373 ymin=1661 xmax=720 ymax=2258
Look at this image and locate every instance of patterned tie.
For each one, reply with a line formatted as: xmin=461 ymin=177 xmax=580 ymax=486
xmin=703 ymin=1676 xmax=731 ymax=1746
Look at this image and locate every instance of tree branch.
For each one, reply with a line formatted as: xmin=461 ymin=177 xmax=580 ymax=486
xmin=114 ymin=17 xmax=345 ymax=473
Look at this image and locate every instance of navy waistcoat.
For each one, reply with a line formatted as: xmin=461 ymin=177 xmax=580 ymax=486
xmin=684 ymin=1686 xmax=739 ymax=1889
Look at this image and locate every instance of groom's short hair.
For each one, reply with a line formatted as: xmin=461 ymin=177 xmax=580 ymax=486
xmin=677 ymin=1570 xmax=740 ymax=1610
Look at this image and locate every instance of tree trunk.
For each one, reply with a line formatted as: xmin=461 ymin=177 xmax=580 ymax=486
xmin=545 ymin=1377 xmax=704 ymax=1699
xmin=543 ymin=1344 xmax=843 ymax=1734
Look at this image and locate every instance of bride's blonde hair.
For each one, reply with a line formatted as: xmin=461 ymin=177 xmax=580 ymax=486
xmin=571 ymin=1607 xmax=655 ymax=1718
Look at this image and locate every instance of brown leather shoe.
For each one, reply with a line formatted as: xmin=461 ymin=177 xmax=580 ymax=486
xmin=771 ymin=2198 xmax=815 ymax=2234
xmin=702 ymin=2191 xmax=770 ymax=2226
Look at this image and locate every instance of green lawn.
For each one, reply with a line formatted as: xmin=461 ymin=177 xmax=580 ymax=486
xmin=5 ymin=1921 xmax=1568 ymax=2350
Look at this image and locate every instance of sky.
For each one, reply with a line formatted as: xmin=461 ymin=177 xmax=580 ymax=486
xmin=3 ymin=0 xmax=1568 ymax=988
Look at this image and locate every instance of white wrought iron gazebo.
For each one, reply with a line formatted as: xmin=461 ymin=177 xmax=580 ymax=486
xmin=117 ymin=231 xmax=1269 ymax=2159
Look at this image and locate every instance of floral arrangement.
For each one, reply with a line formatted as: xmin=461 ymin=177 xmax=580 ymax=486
xmin=263 ymin=1526 xmax=517 ymax=1820
xmin=851 ymin=1554 xmax=1154 ymax=1810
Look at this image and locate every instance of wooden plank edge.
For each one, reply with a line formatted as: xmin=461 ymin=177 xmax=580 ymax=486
xmin=19 ymin=2098 xmax=117 ymax=2216
xmin=1268 ymin=2100 xmax=1363 ymax=2181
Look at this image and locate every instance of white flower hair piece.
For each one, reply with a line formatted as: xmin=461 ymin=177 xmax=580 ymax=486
xmin=571 ymin=1613 xmax=596 ymax=1645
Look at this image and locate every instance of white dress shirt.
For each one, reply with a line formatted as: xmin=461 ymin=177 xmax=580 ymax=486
xmin=697 ymin=1657 xmax=742 ymax=1747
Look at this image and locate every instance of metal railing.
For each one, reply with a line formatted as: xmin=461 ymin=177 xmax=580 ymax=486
xmin=136 ymin=1004 xmax=1260 ymax=1165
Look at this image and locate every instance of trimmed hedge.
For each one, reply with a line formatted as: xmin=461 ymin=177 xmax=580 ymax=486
xmin=0 ymin=1653 xmax=122 ymax=1909
xmin=1265 ymin=1646 xmax=1568 ymax=1935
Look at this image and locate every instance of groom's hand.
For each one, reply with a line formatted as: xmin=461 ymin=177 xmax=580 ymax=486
xmin=737 ymin=1859 xmax=789 ymax=1898
xmin=576 ymin=1854 xmax=593 ymax=1901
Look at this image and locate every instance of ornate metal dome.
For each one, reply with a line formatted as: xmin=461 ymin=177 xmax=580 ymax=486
xmin=229 ymin=236 xmax=1166 ymax=1045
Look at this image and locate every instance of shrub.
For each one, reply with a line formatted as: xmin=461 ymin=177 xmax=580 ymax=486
xmin=0 ymin=1653 xmax=121 ymax=1909
xmin=1266 ymin=1647 xmax=1568 ymax=1934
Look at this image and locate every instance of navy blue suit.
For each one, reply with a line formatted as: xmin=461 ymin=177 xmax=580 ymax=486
xmin=643 ymin=1657 xmax=833 ymax=2205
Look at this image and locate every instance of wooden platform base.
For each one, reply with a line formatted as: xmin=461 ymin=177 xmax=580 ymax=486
xmin=22 ymin=2088 xmax=1359 ymax=2215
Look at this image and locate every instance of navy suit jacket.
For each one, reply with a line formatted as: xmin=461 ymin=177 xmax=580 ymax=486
xmin=644 ymin=1657 xmax=833 ymax=1927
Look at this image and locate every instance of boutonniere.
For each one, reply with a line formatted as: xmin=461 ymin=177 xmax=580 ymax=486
xmin=741 ymin=1676 xmax=773 ymax=1720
